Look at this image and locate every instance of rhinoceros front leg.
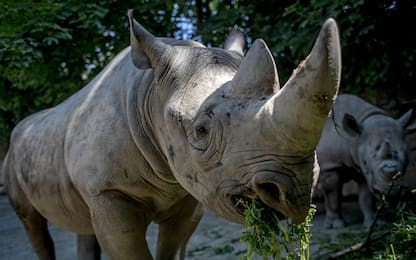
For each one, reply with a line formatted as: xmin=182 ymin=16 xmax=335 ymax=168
xmin=88 ymin=191 xmax=153 ymax=260
xmin=321 ymin=171 xmax=346 ymax=228
xmin=156 ymin=195 xmax=203 ymax=260
xmin=77 ymin=234 xmax=101 ymax=260
xmin=358 ymin=182 xmax=382 ymax=228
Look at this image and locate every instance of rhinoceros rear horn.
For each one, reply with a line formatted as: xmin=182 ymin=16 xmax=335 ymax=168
xmin=128 ymin=10 xmax=171 ymax=69
xmin=229 ymin=39 xmax=280 ymax=97
xmin=270 ymin=18 xmax=341 ymax=154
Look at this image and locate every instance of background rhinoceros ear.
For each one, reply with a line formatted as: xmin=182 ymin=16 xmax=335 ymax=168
xmin=343 ymin=113 xmax=362 ymax=137
xmin=229 ymin=39 xmax=280 ymax=97
xmin=224 ymin=28 xmax=246 ymax=56
xmin=128 ymin=10 xmax=171 ymax=69
xmin=398 ymin=109 xmax=416 ymax=133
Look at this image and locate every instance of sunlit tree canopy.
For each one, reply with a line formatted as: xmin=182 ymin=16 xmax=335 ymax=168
xmin=1 ymin=0 xmax=415 ymax=152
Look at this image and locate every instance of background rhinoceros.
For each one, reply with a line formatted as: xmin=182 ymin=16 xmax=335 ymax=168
xmin=316 ymin=94 xmax=416 ymax=229
xmin=2 ymin=10 xmax=341 ymax=260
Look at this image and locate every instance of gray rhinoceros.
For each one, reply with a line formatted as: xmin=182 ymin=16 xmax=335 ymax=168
xmin=316 ymin=94 xmax=415 ymax=228
xmin=2 ymin=10 xmax=341 ymax=260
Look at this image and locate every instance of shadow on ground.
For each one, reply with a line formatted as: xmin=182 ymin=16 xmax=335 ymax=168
xmin=0 ymin=193 xmax=371 ymax=260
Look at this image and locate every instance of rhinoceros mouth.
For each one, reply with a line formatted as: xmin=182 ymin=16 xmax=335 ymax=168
xmin=230 ymin=194 xmax=253 ymax=214
xmin=217 ymin=181 xmax=287 ymax=223
xmin=228 ymin=188 xmax=286 ymax=221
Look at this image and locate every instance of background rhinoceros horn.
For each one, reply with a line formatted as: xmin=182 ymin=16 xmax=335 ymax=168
xmin=268 ymin=18 xmax=341 ymax=154
xmin=128 ymin=9 xmax=172 ymax=69
xmin=230 ymin=39 xmax=280 ymax=97
xmin=224 ymin=28 xmax=246 ymax=56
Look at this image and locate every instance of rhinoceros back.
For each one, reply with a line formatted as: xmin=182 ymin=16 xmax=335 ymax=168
xmin=331 ymin=94 xmax=387 ymax=127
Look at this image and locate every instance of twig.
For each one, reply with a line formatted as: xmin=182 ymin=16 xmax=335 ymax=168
xmin=326 ymin=172 xmax=402 ymax=259
xmin=326 ymin=230 xmax=390 ymax=259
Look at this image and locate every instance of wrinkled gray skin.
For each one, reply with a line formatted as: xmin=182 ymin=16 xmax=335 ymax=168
xmin=316 ymin=94 xmax=416 ymax=229
xmin=2 ymin=11 xmax=341 ymax=260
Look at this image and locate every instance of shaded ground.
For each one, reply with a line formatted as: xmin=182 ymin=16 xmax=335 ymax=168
xmin=0 ymin=193 xmax=368 ymax=260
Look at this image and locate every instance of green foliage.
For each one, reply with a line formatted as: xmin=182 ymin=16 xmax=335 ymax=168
xmin=0 ymin=0 xmax=183 ymax=150
xmin=313 ymin=201 xmax=416 ymax=260
xmin=240 ymin=199 xmax=315 ymax=260
xmin=345 ymin=202 xmax=416 ymax=259
xmin=1 ymin=0 xmax=415 ymax=152
xmin=196 ymin=0 xmax=416 ymax=107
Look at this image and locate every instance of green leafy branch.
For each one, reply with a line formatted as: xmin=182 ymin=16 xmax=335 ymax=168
xmin=240 ymin=199 xmax=316 ymax=260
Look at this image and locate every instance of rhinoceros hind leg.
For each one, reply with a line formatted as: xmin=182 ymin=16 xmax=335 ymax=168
xmin=5 ymin=171 xmax=56 ymax=260
xmin=14 ymin=203 xmax=56 ymax=260
xmin=156 ymin=195 xmax=203 ymax=260
xmin=77 ymin=234 xmax=101 ymax=260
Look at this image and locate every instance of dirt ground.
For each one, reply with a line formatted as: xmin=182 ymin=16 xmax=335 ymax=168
xmin=0 ymin=190 xmax=370 ymax=260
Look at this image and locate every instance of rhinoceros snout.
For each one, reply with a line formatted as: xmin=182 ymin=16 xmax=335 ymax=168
xmin=380 ymin=160 xmax=402 ymax=179
xmin=251 ymin=172 xmax=309 ymax=224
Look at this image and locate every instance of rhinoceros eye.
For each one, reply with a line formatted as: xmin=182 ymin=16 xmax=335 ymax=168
xmin=189 ymin=116 xmax=224 ymax=168
xmin=195 ymin=125 xmax=208 ymax=136
xmin=189 ymin=119 xmax=211 ymax=151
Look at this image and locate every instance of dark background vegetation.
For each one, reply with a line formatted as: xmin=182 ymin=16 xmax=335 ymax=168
xmin=1 ymin=0 xmax=415 ymax=153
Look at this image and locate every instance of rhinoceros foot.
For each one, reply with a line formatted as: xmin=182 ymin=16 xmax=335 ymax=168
xmin=323 ymin=215 xmax=346 ymax=229
xmin=363 ymin=216 xmax=386 ymax=229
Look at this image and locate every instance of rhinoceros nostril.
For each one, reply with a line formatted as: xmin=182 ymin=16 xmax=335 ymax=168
xmin=251 ymin=171 xmax=294 ymax=215
xmin=256 ymin=183 xmax=281 ymax=202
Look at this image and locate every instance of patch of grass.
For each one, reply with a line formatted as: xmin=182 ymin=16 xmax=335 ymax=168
xmin=331 ymin=202 xmax=416 ymax=260
xmin=239 ymin=199 xmax=316 ymax=260
xmin=214 ymin=245 xmax=234 ymax=255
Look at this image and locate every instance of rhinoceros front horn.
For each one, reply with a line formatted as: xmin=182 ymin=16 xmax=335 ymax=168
xmin=128 ymin=10 xmax=172 ymax=69
xmin=268 ymin=18 xmax=341 ymax=154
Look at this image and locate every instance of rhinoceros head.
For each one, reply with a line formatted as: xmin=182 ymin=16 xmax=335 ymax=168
xmin=343 ymin=111 xmax=416 ymax=194
xmin=128 ymin=11 xmax=341 ymax=224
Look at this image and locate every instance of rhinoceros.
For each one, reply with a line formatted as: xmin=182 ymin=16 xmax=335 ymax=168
xmin=316 ymin=94 xmax=416 ymax=228
xmin=2 ymin=10 xmax=341 ymax=260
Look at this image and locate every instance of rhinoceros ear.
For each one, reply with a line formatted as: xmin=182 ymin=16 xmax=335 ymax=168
xmin=343 ymin=113 xmax=362 ymax=137
xmin=128 ymin=10 xmax=171 ymax=69
xmin=398 ymin=109 xmax=416 ymax=133
xmin=229 ymin=39 xmax=280 ymax=97
xmin=224 ymin=28 xmax=246 ymax=56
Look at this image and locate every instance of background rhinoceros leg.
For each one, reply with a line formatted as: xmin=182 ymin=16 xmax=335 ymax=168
xmin=156 ymin=195 xmax=203 ymax=260
xmin=321 ymin=171 xmax=346 ymax=228
xmin=88 ymin=191 xmax=153 ymax=260
xmin=358 ymin=182 xmax=379 ymax=228
xmin=77 ymin=234 xmax=100 ymax=260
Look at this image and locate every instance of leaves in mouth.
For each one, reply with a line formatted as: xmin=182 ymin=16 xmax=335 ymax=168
xmin=238 ymin=199 xmax=316 ymax=260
